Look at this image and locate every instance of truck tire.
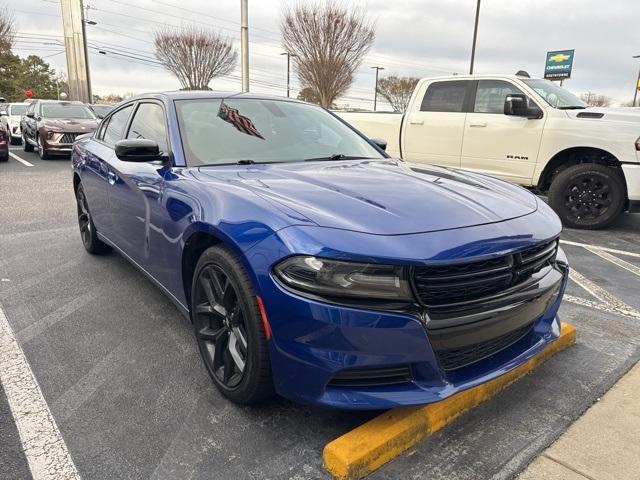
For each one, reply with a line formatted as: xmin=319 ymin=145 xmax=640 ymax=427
xmin=548 ymin=163 xmax=625 ymax=230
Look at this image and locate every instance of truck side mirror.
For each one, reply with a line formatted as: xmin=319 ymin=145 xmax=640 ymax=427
xmin=26 ymin=111 xmax=35 ymax=118
xmin=504 ymin=94 xmax=542 ymax=119
xmin=0 ymin=110 xmax=7 ymax=117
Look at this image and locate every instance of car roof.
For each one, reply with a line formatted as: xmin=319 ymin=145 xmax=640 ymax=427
xmin=421 ymin=74 xmax=543 ymax=82
xmin=33 ymin=99 xmax=86 ymax=105
xmin=122 ymin=91 xmax=307 ymax=104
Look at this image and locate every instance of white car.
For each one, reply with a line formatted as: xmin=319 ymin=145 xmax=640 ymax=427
xmin=337 ymin=74 xmax=640 ymax=229
xmin=0 ymin=102 xmax=30 ymax=145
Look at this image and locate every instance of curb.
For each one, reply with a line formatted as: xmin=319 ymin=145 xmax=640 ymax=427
xmin=323 ymin=322 xmax=577 ymax=480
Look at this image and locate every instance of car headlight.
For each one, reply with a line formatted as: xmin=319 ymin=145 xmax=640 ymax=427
xmin=274 ymin=255 xmax=414 ymax=301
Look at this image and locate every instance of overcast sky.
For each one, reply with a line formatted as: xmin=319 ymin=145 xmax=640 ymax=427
xmin=7 ymin=0 xmax=640 ymax=107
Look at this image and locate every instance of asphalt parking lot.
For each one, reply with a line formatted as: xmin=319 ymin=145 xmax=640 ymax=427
xmin=1 ymin=147 xmax=639 ymax=480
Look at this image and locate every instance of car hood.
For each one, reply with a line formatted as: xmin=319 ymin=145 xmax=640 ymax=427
xmin=41 ymin=118 xmax=98 ymax=132
xmin=565 ymin=107 xmax=640 ymax=124
xmin=195 ymin=160 xmax=538 ymax=235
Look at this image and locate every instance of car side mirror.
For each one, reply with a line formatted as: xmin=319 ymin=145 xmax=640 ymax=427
xmin=26 ymin=112 xmax=35 ymax=118
xmin=504 ymin=94 xmax=542 ymax=119
xmin=96 ymin=114 xmax=104 ymax=119
xmin=370 ymin=137 xmax=387 ymax=151
xmin=0 ymin=110 xmax=7 ymax=116
xmin=115 ymin=139 xmax=165 ymax=162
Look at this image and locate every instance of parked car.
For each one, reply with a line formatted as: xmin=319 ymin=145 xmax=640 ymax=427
xmin=88 ymin=103 xmax=113 ymax=119
xmin=337 ymin=74 xmax=640 ymax=229
xmin=0 ymin=123 xmax=8 ymax=162
xmin=0 ymin=102 xmax=29 ymax=144
xmin=72 ymin=92 xmax=568 ymax=409
xmin=21 ymin=100 xmax=98 ymax=159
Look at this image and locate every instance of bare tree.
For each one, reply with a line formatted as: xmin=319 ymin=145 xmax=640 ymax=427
xmin=0 ymin=7 xmax=15 ymax=52
xmin=281 ymin=1 xmax=375 ymax=108
xmin=154 ymin=26 xmax=237 ymax=90
xmin=580 ymin=92 xmax=612 ymax=107
xmin=376 ymin=76 xmax=419 ymax=112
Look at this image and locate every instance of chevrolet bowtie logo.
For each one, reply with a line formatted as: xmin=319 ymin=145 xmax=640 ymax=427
xmin=548 ymin=53 xmax=571 ymax=63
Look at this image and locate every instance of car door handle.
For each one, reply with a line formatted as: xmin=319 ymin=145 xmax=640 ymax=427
xmin=409 ymin=120 xmax=424 ymax=125
xmin=469 ymin=122 xmax=487 ymax=127
xmin=107 ymin=171 xmax=118 ymax=185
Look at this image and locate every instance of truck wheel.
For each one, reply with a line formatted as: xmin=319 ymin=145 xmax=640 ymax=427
xmin=23 ymin=134 xmax=34 ymax=152
xmin=548 ymin=163 xmax=625 ymax=229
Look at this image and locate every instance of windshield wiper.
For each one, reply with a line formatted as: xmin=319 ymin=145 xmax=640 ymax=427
xmin=557 ymin=106 xmax=587 ymax=110
xmin=236 ymin=159 xmax=256 ymax=165
xmin=304 ymin=154 xmax=375 ymax=162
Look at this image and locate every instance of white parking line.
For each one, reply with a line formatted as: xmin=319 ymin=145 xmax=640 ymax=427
xmin=584 ymin=247 xmax=640 ymax=278
xmin=8 ymin=151 xmax=34 ymax=167
xmin=560 ymin=239 xmax=640 ymax=259
xmin=0 ymin=303 xmax=80 ymax=480
xmin=567 ymin=269 xmax=640 ymax=320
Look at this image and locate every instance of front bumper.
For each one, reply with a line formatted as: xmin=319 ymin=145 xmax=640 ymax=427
xmin=246 ymin=210 xmax=567 ymax=409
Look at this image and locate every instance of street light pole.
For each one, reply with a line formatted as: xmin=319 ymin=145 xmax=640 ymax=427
xmin=469 ymin=0 xmax=481 ymax=74
xmin=280 ymin=52 xmax=294 ymax=97
xmin=371 ymin=66 xmax=384 ymax=111
xmin=240 ymin=0 xmax=249 ymax=92
xmin=80 ymin=2 xmax=93 ymax=102
xmin=633 ymin=55 xmax=640 ymax=107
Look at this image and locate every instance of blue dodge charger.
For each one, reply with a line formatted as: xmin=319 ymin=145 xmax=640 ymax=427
xmin=71 ymin=91 xmax=568 ymax=409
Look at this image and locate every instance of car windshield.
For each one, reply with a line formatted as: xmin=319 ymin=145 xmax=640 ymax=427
xmin=522 ymin=79 xmax=587 ymax=109
xmin=175 ymin=98 xmax=383 ymax=166
xmin=10 ymin=104 xmax=27 ymax=115
xmin=41 ymin=103 xmax=96 ymax=119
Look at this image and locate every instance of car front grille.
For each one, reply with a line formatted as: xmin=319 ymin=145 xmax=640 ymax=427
xmin=434 ymin=322 xmax=534 ymax=371
xmin=413 ymin=239 xmax=559 ymax=313
xmin=60 ymin=133 xmax=78 ymax=144
xmin=327 ymin=365 xmax=412 ymax=388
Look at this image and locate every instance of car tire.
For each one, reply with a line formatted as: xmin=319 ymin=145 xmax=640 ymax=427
xmin=0 ymin=154 xmax=7 ymax=162
xmin=75 ymin=183 xmax=111 ymax=254
xmin=191 ymin=245 xmax=274 ymax=405
xmin=548 ymin=163 xmax=625 ymax=230
xmin=22 ymin=134 xmax=33 ymax=152
xmin=36 ymin=135 xmax=51 ymax=160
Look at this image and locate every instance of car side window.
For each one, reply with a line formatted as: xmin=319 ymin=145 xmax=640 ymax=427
xmin=102 ymin=105 xmax=133 ymax=146
xmin=474 ymin=80 xmax=526 ymax=114
xmin=96 ymin=118 xmax=109 ymax=141
xmin=420 ymin=81 xmax=469 ymax=112
xmin=126 ymin=103 xmax=169 ymax=153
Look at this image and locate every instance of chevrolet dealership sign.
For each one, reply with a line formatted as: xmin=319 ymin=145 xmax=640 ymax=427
xmin=544 ymin=49 xmax=575 ymax=80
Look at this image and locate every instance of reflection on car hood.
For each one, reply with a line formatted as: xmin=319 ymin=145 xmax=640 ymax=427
xmin=195 ymin=159 xmax=539 ymax=235
xmin=42 ymin=118 xmax=99 ymax=132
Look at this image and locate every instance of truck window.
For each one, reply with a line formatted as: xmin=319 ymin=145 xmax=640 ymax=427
xmin=473 ymin=80 xmax=526 ymax=114
xmin=420 ymin=81 xmax=469 ymax=112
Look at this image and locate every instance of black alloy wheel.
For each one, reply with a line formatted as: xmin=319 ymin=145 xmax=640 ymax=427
xmin=548 ymin=163 xmax=625 ymax=230
xmin=36 ymin=135 xmax=50 ymax=160
xmin=23 ymin=133 xmax=33 ymax=152
xmin=191 ymin=246 xmax=273 ymax=404
xmin=75 ymin=183 xmax=110 ymax=254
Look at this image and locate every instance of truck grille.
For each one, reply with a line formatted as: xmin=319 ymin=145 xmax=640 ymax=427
xmin=412 ymin=239 xmax=558 ymax=313
xmin=435 ymin=322 xmax=533 ymax=371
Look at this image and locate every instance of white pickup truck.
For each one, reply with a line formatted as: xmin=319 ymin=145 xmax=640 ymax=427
xmin=337 ymin=74 xmax=640 ymax=229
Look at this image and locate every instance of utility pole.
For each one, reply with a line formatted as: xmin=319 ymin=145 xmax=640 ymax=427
xmin=60 ymin=0 xmax=91 ymax=103
xmin=469 ymin=0 xmax=481 ymax=74
xmin=633 ymin=55 xmax=640 ymax=107
xmin=240 ymin=0 xmax=249 ymax=92
xmin=280 ymin=52 xmax=295 ymax=97
xmin=371 ymin=66 xmax=384 ymax=111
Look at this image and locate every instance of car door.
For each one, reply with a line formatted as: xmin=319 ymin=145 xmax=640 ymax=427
xmin=401 ymin=80 xmax=472 ymax=167
xmin=460 ymin=79 xmax=546 ymax=184
xmin=106 ymin=101 xmax=171 ymax=273
xmin=83 ymin=104 xmax=134 ymax=234
xmin=23 ymin=102 xmax=37 ymax=141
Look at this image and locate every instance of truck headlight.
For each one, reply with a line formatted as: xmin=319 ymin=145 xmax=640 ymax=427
xmin=274 ymin=256 xmax=414 ymax=301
